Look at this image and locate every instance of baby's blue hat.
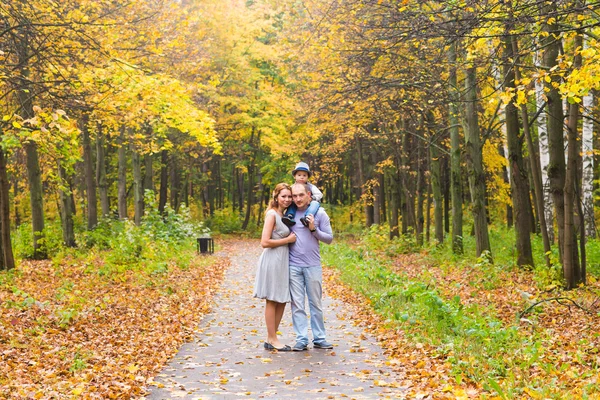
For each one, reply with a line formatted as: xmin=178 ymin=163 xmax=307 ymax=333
xmin=292 ymin=161 xmax=311 ymax=177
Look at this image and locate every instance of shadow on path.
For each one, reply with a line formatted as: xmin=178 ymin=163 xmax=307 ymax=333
xmin=145 ymin=239 xmax=408 ymax=399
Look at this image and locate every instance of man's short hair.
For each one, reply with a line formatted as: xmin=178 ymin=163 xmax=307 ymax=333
xmin=291 ymin=182 xmax=311 ymax=194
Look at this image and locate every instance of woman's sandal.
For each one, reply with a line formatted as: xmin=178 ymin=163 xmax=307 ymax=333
xmin=264 ymin=342 xmax=291 ymax=351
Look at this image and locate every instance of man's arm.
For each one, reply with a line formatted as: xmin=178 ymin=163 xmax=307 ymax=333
xmin=312 ymin=208 xmax=333 ymax=244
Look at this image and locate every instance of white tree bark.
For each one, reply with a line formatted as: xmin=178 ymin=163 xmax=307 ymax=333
xmin=490 ymin=58 xmax=510 ymax=179
xmin=582 ymin=42 xmax=595 ymax=238
xmin=535 ymin=51 xmax=554 ymax=242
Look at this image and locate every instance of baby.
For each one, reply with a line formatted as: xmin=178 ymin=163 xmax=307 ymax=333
xmin=281 ymin=161 xmax=323 ymax=227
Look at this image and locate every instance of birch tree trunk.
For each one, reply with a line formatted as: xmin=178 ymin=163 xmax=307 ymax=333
xmin=535 ymin=52 xmax=554 ymax=244
xmin=582 ymin=42 xmax=595 ymax=238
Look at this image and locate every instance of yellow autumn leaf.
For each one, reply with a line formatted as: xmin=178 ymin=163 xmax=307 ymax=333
xmin=516 ymin=90 xmax=527 ymax=105
xmin=72 ymin=387 xmax=84 ymax=395
xmin=127 ymin=364 xmax=139 ymax=373
xmin=500 ymin=90 xmax=514 ymax=105
xmin=453 ymin=388 xmax=469 ymax=400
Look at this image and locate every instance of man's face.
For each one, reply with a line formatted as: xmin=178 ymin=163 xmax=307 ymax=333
xmin=292 ymin=184 xmax=312 ymax=209
xmin=294 ymin=171 xmax=309 ymax=184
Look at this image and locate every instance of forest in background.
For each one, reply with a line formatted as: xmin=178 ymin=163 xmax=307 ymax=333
xmin=3 ymin=1 xmax=600 ymax=398
xmin=2 ymin=0 xmax=600 ymax=288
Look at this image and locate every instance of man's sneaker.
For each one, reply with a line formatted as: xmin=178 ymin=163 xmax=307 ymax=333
xmin=313 ymin=341 xmax=333 ymax=349
xmin=281 ymin=216 xmax=296 ymax=227
xmin=292 ymin=342 xmax=308 ymax=351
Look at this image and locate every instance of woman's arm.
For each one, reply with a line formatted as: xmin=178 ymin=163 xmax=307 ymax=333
xmin=260 ymin=212 xmax=295 ymax=248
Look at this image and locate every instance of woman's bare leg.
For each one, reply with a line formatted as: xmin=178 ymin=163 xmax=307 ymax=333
xmin=274 ymin=302 xmax=286 ymax=333
xmin=265 ymin=300 xmax=284 ymax=347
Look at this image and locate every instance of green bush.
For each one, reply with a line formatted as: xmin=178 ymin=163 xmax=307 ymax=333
xmin=204 ymin=206 xmax=243 ymax=233
xmin=326 ymin=203 xmax=364 ymax=235
xmin=13 ymin=219 xmax=65 ymax=259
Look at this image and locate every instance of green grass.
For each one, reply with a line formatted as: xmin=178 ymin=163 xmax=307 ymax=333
xmin=322 ymin=230 xmax=600 ymax=398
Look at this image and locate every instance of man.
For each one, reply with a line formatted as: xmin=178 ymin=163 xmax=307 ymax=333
xmin=288 ymin=182 xmax=334 ymax=351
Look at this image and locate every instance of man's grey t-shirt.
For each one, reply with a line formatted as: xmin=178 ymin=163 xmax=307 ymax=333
xmin=289 ymin=207 xmax=333 ymax=267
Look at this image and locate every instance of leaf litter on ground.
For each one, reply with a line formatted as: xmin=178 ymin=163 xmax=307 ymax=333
xmin=0 ymin=252 xmax=227 ymax=399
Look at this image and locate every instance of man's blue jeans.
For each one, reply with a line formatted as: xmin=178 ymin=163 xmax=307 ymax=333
xmin=289 ymin=265 xmax=326 ymax=346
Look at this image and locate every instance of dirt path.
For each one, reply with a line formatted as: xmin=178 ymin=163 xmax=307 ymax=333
xmin=144 ymin=239 xmax=408 ymax=399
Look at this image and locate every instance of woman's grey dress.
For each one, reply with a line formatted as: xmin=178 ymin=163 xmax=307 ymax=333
xmin=253 ymin=209 xmax=291 ymax=303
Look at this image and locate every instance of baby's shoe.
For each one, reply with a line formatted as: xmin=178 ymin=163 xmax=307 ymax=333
xmin=282 ymin=216 xmax=296 ymax=227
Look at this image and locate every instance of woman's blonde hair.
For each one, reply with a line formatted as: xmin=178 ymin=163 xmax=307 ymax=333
xmin=267 ymin=182 xmax=292 ymax=213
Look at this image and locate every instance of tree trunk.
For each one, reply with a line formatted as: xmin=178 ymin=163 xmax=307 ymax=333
xmin=389 ymin=171 xmax=400 ymax=239
xmin=132 ymin=145 xmax=144 ymax=225
xmin=443 ymin=157 xmax=450 ymax=234
xmin=464 ymin=66 xmax=492 ymax=258
xmin=511 ymin=36 xmax=552 ymax=265
xmin=170 ymin=154 xmax=181 ymax=212
xmin=16 ymin=20 xmax=45 ymax=258
xmin=81 ymin=113 xmax=98 ymax=229
xmin=416 ymin=127 xmax=425 ymax=246
xmin=541 ymin=1 xmax=566 ymax=262
xmin=96 ymin=124 xmax=110 ymax=217
xmin=242 ymin=164 xmax=254 ymax=230
xmin=582 ymin=41 xmax=595 ymax=238
xmin=202 ymin=161 xmax=212 ymax=217
xmin=356 ymin=135 xmax=373 ymax=226
xmin=502 ymin=33 xmax=534 ymax=267
xmin=24 ymin=141 xmax=46 ymax=258
xmin=144 ymin=153 xmax=154 ymax=194
xmin=535 ymin=53 xmax=554 ymax=244
xmin=379 ymin=172 xmax=386 ymax=223
xmin=117 ymin=126 xmax=128 ymax=219
xmin=58 ymin=162 xmax=76 ymax=247
xmin=257 ymin=169 xmax=264 ymax=228
xmin=427 ymin=111 xmax=444 ymax=245
xmin=13 ymin=177 xmax=20 ymax=227
xmin=400 ymin=119 xmax=416 ymax=233
xmin=449 ymin=43 xmax=464 ymax=253
xmin=563 ymin=32 xmax=583 ymax=289
xmin=373 ymin=175 xmax=381 ymax=225
xmin=0 ymin=145 xmax=15 ymax=270
xmin=237 ymin=168 xmax=244 ymax=214
xmin=159 ymin=149 xmax=168 ymax=214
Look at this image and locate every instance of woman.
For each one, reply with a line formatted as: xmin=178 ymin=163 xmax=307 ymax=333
xmin=253 ymin=183 xmax=296 ymax=351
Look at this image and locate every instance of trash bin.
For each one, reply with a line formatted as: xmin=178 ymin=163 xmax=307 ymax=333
xmin=197 ymin=237 xmax=214 ymax=254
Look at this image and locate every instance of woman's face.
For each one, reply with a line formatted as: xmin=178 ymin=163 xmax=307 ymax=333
xmin=277 ymin=189 xmax=293 ymax=209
